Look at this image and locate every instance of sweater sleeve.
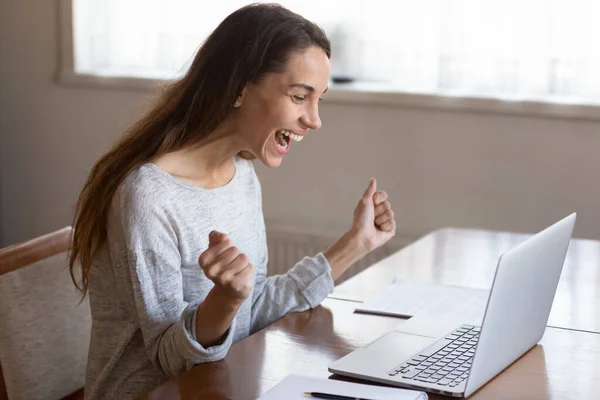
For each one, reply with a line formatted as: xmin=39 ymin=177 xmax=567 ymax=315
xmin=249 ymin=178 xmax=334 ymax=334
xmin=118 ymin=189 xmax=235 ymax=378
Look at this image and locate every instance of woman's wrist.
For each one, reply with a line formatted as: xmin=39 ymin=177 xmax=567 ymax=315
xmin=324 ymin=230 xmax=369 ymax=281
xmin=195 ymin=286 xmax=245 ymax=348
xmin=210 ymin=285 xmax=248 ymax=309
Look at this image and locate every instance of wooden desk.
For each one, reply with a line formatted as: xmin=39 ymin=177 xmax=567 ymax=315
xmin=333 ymin=228 xmax=600 ymax=333
xmin=143 ymin=228 xmax=600 ymax=399
xmin=143 ymin=298 xmax=600 ymax=399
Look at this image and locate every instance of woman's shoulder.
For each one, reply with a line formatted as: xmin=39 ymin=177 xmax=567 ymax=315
xmin=112 ymin=164 xmax=176 ymax=218
xmin=119 ymin=164 xmax=169 ymax=201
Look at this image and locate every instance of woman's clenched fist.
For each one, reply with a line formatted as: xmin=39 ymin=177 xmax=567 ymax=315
xmin=198 ymin=231 xmax=254 ymax=301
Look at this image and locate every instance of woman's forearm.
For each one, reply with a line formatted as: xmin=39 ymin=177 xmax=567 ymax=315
xmin=324 ymin=230 xmax=369 ymax=281
xmin=195 ymin=286 xmax=244 ymax=348
xmin=195 ymin=230 xmax=368 ymax=346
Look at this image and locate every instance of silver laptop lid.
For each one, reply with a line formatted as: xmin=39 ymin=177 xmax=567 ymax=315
xmin=464 ymin=213 xmax=576 ymax=397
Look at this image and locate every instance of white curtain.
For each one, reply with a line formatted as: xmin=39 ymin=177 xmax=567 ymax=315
xmin=73 ymin=0 xmax=600 ymax=104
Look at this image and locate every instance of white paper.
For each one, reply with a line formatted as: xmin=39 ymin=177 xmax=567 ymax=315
xmin=258 ymin=374 xmax=428 ymax=400
xmin=354 ymin=280 xmax=489 ymax=325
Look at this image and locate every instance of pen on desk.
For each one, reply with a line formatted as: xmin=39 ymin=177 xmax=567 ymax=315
xmin=303 ymin=391 xmax=377 ymax=400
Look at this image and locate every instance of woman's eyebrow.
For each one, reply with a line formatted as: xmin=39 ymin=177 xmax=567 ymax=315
xmin=288 ymin=83 xmax=329 ymax=94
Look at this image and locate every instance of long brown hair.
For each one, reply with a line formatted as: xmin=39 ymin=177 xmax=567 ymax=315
xmin=69 ymin=3 xmax=331 ymax=295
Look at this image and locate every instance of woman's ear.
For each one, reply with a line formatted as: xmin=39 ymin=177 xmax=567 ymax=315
xmin=234 ymin=87 xmax=247 ymax=108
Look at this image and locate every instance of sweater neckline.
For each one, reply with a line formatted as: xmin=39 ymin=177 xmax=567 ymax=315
xmin=144 ymin=156 xmax=241 ymax=193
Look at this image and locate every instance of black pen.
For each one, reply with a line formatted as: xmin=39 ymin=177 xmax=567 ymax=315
xmin=303 ymin=391 xmax=377 ymax=400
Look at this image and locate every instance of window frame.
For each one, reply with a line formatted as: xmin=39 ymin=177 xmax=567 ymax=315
xmin=57 ymin=0 xmax=600 ymax=121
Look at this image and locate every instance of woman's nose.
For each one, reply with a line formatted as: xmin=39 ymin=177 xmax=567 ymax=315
xmin=302 ymin=104 xmax=321 ymax=130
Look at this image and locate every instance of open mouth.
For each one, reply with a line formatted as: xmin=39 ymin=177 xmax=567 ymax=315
xmin=275 ymin=129 xmax=303 ymax=151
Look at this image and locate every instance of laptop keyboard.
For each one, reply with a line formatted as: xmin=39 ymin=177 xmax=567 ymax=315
xmin=387 ymin=324 xmax=480 ymax=387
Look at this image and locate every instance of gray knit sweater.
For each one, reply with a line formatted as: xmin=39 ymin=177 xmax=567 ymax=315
xmin=84 ymin=155 xmax=334 ymax=399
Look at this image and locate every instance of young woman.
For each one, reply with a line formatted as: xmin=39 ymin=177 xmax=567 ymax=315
xmin=69 ymin=4 xmax=396 ymax=399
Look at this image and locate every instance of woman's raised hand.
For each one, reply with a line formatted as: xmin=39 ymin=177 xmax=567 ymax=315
xmin=198 ymin=231 xmax=254 ymax=301
xmin=350 ymin=178 xmax=396 ymax=254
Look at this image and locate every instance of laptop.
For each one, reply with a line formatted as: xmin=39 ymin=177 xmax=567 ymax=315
xmin=329 ymin=213 xmax=576 ymax=398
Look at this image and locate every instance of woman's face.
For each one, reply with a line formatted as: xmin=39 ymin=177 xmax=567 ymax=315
xmin=235 ymin=46 xmax=330 ymax=168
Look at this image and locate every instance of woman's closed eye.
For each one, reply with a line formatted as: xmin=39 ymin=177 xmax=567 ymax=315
xmin=291 ymin=95 xmax=307 ymax=104
xmin=291 ymin=94 xmax=324 ymax=104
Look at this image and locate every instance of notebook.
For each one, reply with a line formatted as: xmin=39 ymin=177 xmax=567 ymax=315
xmin=354 ymin=280 xmax=489 ymax=325
xmin=258 ymin=374 xmax=428 ymax=400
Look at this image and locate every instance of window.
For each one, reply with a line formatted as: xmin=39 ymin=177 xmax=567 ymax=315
xmin=63 ymin=0 xmax=600 ymax=113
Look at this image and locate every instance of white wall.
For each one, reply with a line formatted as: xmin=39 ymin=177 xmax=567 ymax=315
xmin=1 ymin=0 xmax=599 ymax=247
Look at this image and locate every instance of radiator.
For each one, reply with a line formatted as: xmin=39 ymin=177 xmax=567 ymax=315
xmin=265 ymin=228 xmax=414 ymax=284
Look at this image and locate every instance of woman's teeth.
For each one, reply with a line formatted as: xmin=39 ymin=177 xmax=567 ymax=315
xmin=278 ymin=130 xmax=303 ymax=142
xmin=275 ymin=131 xmax=287 ymax=148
